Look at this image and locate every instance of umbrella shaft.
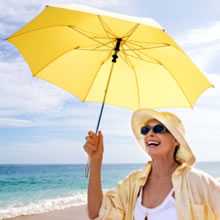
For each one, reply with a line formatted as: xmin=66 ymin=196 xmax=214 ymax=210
xmin=95 ymin=38 xmax=122 ymax=133
xmin=95 ymin=61 xmax=115 ymax=133
xmin=87 ymin=39 xmax=122 ymax=177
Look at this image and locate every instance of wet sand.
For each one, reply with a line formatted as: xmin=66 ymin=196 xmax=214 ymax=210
xmin=8 ymin=204 xmax=89 ymax=220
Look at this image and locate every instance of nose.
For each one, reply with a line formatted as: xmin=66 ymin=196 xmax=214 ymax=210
xmin=144 ymin=129 xmax=156 ymax=141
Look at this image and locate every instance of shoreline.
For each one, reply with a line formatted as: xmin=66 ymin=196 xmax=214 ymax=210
xmin=6 ymin=204 xmax=89 ymax=220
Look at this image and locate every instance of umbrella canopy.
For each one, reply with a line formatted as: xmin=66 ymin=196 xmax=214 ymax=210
xmin=7 ymin=4 xmax=213 ymax=112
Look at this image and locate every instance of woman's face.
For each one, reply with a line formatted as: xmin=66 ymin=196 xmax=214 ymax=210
xmin=143 ymin=119 xmax=179 ymax=159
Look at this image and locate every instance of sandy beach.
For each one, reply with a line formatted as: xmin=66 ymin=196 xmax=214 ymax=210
xmin=8 ymin=204 xmax=89 ymax=220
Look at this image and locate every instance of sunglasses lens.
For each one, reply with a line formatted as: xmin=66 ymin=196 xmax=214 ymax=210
xmin=141 ymin=126 xmax=150 ymax=135
xmin=154 ymin=124 xmax=167 ymax=133
xmin=140 ymin=124 xmax=168 ymax=135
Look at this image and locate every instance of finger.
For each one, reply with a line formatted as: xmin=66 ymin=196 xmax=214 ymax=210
xmin=85 ymin=136 xmax=93 ymax=141
xmin=83 ymin=144 xmax=95 ymax=155
xmin=88 ymin=131 xmax=95 ymax=136
xmin=84 ymin=142 xmax=96 ymax=150
xmin=85 ymin=136 xmax=96 ymax=145
xmin=97 ymin=131 xmax=104 ymax=153
xmin=88 ymin=139 xmax=96 ymax=146
xmin=98 ymin=131 xmax=103 ymax=140
xmin=85 ymin=143 xmax=97 ymax=151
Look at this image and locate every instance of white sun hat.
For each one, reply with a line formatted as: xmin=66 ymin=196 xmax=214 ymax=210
xmin=131 ymin=108 xmax=196 ymax=166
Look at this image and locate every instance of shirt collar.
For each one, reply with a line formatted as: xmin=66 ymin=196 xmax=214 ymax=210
xmin=138 ymin=160 xmax=191 ymax=183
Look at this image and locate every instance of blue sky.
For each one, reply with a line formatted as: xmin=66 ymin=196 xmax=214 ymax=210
xmin=0 ymin=0 xmax=220 ymax=164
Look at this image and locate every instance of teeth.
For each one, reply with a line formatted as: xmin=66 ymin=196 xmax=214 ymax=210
xmin=147 ymin=141 xmax=160 ymax=145
xmin=146 ymin=141 xmax=160 ymax=148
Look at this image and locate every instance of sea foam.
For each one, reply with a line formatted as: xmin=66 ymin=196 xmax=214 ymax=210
xmin=0 ymin=193 xmax=87 ymax=219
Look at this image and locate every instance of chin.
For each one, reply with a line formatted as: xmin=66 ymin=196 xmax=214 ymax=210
xmin=147 ymin=147 xmax=167 ymax=156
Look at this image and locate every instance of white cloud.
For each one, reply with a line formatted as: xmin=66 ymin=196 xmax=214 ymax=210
xmin=178 ymin=21 xmax=220 ymax=46
xmin=194 ymin=73 xmax=220 ymax=109
xmin=79 ymin=0 xmax=123 ymax=8
xmin=0 ymin=58 xmax=133 ymax=132
xmin=175 ymin=21 xmax=220 ymax=72
xmin=1 ymin=106 xmax=220 ymax=163
xmin=0 ymin=138 xmax=86 ymax=164
xmin=0 ymin=0 xmax=127 ymax=32
xmin=0 ymin=118 xmax=33 ymax=128
xmin=0 ymin=60 xmax=71 ymax=115
xmin=167 ymin=108 xmax=220 ymax=161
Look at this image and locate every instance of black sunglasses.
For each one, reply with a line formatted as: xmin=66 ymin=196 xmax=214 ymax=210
xmin=140 ymin=124 xmax=169 ymax=135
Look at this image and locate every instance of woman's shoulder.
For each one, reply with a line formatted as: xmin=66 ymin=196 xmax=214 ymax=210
xmin=120 ymin=169 xmax=143 ymax=182
xmin=186 ymin=166 xmax=220 ymax=185
xmin=186 ymin=166 xmax=220 ymax=211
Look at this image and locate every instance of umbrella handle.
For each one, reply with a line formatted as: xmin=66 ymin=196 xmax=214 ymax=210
xmin=85 ymin=127 xmax=100 ymax=178
xmin=84 ymin=127 xmax=100 ymax=178
xmin=94 ymin=38 xmax=122 ymax=134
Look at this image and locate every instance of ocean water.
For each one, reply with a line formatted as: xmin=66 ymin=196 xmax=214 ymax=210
xmin=0 ymin=162 xmax=220 ymax=219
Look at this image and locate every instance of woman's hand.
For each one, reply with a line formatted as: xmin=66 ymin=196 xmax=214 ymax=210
xmin=83 ymin=130 xmax=104 ymax=162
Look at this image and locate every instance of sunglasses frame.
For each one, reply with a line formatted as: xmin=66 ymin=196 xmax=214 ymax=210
xmin=140 ymin=123 xmax=169 ymax=135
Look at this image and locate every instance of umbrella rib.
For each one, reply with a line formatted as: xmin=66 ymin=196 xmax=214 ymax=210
xmin=122 ymin=24 xmax=140 ymax=39
xmin=97 ymin=15 xmax=117 ymax=39
xmin=33 ymin=43 xmax=111 ymax=76
xmin=125 ymin=45 xmax=193 ymax=107
xmin=75 ymin=40 xmax=115 ymax=51
xmin=68 ymin=26 xmax=113 ymax=49
xmin=124 ymin=45 xmax=169 ymax=50
xmin=126 ymin=41 xmax=170 ymax=50
xmin=9 ymin=24 xmax=114 ymax=50
xmin=122 ymin=47 xmax=158 ymax=64
xmin=121 ymin=53 xmax=158 ymax=64
xmin=126 ymin=53 xmax=158 ymax=64
xmin=127 ymin=39 xmax=171 ymax=46
xmin=128 ymin=39 xmax=183 ymax=53
xmin=163 ymin=71 xmax=194 ymax=107
xmin=32 ymin=46 xmax=83 ymax=76
xmin=82 ymin=50 xmax=113 ymax=102
xmin=125 ymin=44 xmax=161 ymax=64
xmin=7 ymin=25 xmax=66 ymax=40
xmin=7 ymin=25 xmax=105 ymax=41
xmin=120 ymin=46 xmax=141 ymax=107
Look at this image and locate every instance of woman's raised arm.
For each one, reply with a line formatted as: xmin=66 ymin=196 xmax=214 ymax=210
xmin=83 ymin=131 xmax=104 ymax=219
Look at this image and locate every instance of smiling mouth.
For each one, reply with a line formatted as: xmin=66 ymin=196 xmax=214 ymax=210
xmin=145 ymin=142 xmax=161 ymax=148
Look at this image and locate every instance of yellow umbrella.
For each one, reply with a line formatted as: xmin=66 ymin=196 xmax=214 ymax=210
xmin=7 ymin=4 xmax=213 ymax=123
xmin=7 ymin=4 xmax=213 ymax=173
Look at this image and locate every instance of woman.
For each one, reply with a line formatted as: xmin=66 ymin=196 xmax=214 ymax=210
xmin=83 ymin=108 xmax=220 ymax=220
